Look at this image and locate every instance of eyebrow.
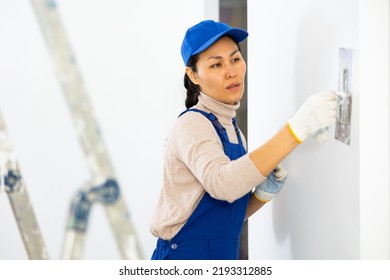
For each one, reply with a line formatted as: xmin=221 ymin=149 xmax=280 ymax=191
xmin=207 ymin=49 xmax=240 ymax=61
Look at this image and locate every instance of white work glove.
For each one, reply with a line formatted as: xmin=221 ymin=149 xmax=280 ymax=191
xmin=254 ymin=166 xmax=288 ymax=202
xmin=312 ymin=127 xmax=329 ymax=143
xmin=287 ymin=91 xmax=337 ymax=143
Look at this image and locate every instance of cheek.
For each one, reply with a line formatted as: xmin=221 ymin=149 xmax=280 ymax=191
xmin=240 ymin=64 xmax=247 ymax=77
xmin=197 ymin=71 xmax=218 ymax=89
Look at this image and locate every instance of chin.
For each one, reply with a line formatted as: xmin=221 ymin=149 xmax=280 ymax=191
xmin=225 ymin=98 xmax=241 ymax=105
xmin=229 ymin=94 xmax=243 ymax=104
xmin=219 ymin=91 xmax=243 ymax=104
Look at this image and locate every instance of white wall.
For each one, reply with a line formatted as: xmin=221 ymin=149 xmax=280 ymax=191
xmin=359 ymin=0 xmax=390 ymax=259
xmin=0 ymin=0 xmax=217 ymax=259
xmin=247 ymin=0 xmax=360 ymax=259
xmin=247 ymin=0 xmax=389 ymax=260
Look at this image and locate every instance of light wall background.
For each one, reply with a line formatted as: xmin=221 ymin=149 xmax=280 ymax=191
xmin=247 ymin=0 xmax=389 ymax=259
xmin=247 ymin=0 xmax=360 ymax=259
xmin=0 ymin=0 xmax=389 ymax=260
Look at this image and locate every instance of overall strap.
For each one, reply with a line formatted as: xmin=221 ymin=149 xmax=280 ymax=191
xmin=178 ymin=108 xmax=230 ymax=143
xmin=232 ymin=117 xmax=244 ymax=147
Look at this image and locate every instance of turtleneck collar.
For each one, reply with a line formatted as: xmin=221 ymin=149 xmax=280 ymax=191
xmin=196 ymin=92 xmax=240 ymax=125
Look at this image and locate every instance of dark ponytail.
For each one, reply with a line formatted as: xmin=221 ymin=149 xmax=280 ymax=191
xmin=183 ymin=54 xmax=201 ymax=109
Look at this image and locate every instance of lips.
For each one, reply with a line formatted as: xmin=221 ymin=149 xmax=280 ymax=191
xmin=227 ymin=82 xmax=240 ymax=90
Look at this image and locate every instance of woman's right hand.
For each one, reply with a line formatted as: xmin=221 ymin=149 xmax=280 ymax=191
xmin=287 ymin=91 xmax=337 ymax=143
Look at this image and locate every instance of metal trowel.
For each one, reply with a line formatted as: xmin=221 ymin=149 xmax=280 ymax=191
xmin=335 ymin=48 xmax=353 ymax=145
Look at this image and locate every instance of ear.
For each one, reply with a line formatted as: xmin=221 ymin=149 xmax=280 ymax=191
xmin=185 ymin=67 xmax=200 ymax=85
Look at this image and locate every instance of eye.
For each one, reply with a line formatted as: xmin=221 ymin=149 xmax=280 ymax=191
xmin=232 ymin=57 xmax=241 ymax=63
xmin=210 ymin=62 xmax=222 ymax=69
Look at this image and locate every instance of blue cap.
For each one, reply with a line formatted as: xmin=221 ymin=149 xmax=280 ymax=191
xmin=181 ymin=20 xmax=248 ymax=66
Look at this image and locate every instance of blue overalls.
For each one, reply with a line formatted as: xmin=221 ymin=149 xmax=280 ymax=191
xmin=151 ymin=109 xmax=251 ymax=260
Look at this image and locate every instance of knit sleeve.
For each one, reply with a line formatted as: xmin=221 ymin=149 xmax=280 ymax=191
xmin=171 ymin=112 xmax=265 ymax=203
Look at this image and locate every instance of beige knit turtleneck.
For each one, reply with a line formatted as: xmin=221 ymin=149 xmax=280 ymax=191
xmin=150 ymin=93 xmax=265 ymax=240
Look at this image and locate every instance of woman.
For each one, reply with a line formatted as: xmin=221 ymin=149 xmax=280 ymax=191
xmin=150 ymin=20 xmax=336 ymax=260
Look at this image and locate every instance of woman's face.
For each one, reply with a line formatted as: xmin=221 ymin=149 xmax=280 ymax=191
xmin=186 ymin=36 xmax=247 ymax=105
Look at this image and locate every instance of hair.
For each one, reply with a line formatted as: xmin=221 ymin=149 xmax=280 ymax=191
xmin=183 ymin=38 xmax=242 ymax=109
xmin=184 ymin=54 xmax=201 ymax=109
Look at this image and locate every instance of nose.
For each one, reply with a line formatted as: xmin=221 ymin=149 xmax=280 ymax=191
xmin=226 ymin=64 xmax=237 ymax=79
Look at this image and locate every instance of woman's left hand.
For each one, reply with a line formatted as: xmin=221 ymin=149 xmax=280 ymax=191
xmin=253 ymin=165 xmax=288 ymax=202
